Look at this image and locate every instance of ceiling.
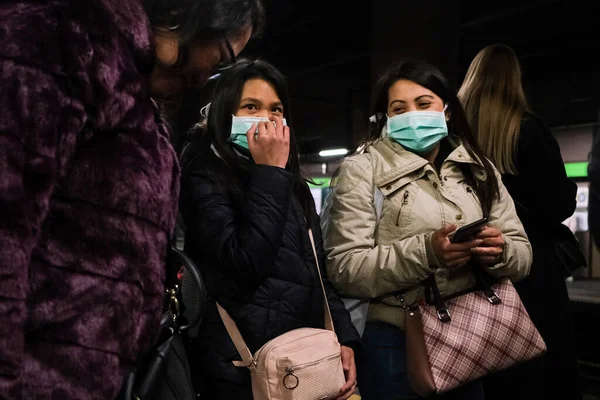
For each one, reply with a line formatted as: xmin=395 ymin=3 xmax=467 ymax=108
xmin=178 ymin=0 xmax=600 ymax=163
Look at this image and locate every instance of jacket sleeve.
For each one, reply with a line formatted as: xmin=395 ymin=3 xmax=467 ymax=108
xmin=516 ymin=115 xmax=577 ymax=224
xmin=323 ymin=156 xmax=436 ymax=299
xmin=485 ymin=168 xmax=532 ymax=282
xmin=309 ymin=205 xmax=361 ymax=348
xmin=0 ymin=61 xmax=82 ymax=398
xmin=182 ymin=164 xmax=294 ymax=289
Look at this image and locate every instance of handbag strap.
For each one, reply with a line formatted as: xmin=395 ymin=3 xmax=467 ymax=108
xmin=170 ymin=245 xmax=206 ymax=331
xmin=216 ymin=228 xmax=335 ymax=368
xmin=308 ymin=228 xmax=335 ymax=332
xmin=425 ymin=264 xmax=501 ymax=323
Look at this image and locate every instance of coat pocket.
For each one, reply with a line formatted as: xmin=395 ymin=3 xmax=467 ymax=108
xmin=377 ymin=184 xmax=417 ymax=242
xmin=395 ymin=190 xmax=411 ymax=227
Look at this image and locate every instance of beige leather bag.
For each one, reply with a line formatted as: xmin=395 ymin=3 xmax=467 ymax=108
xmin=216 ymin=229 xmax=346 ymax=400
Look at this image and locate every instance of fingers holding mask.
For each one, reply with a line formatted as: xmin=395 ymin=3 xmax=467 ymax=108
xmin=264 ymin=116 xmax=290 ymax=144
xmin=245 ymin=122 xmax=259 ymax=149
xmin=247 ymin=118 xmax=290 ymax=169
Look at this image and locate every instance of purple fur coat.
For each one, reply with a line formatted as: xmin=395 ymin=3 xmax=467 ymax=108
xmin=0 ymin=1 xmax=180 ymax=399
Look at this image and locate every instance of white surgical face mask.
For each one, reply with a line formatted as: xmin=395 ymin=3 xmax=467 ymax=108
xmin=229 ymin=115 xmax=287 ymax=150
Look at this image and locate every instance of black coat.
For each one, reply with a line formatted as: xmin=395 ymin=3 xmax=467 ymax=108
xmin=179 ymin=140 xmax=361 ymax=392
xmin=501 ymin=113 xmax=577 ymax=232
xmin=588 ymin=109 xmax=600 ymax=248
xmin=484 ymin=113 xmax=581 ymax=400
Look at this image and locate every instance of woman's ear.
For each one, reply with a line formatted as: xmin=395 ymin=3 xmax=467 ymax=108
xmin=443 ymin=104 xmax=451 ymax=121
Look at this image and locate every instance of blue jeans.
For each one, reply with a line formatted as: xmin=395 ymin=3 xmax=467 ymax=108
xmin=359 ymin=322 xmax=485 ymax=400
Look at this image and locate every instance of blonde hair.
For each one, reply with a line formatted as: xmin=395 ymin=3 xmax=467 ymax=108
xmin=458 ymin=44 xmax=531 ymax=175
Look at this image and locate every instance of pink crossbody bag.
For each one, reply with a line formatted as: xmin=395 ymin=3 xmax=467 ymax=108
xmin=216 ymin=229 xmax=346 ymax=400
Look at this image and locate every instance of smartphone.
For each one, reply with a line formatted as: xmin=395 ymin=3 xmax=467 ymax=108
xmin=450 ymin=217 xmax=489 ymax=243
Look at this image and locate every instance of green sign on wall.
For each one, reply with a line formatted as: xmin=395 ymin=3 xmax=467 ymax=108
xmin=308 ymin=177 xmax=332 ymax=188
xmin=565 ymin=162 xmax=589 ymax=178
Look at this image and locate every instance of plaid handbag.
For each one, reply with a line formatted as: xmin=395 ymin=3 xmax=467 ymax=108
xmin=404 ymin=271 xmax=546 ymax=397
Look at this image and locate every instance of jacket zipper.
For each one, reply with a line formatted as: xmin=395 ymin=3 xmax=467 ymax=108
xmin=396 ymin=191 xmax=410 ymax=226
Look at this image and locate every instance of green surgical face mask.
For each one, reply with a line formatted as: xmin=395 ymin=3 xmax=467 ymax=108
xmin=230 ymin=115 xmax=287 ymax=150
xmin=386 ymin=106 xmax=448 ymax=155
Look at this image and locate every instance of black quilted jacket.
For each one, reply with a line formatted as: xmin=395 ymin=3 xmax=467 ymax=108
xmin=178 ymin=140 xmax=361 ymax=389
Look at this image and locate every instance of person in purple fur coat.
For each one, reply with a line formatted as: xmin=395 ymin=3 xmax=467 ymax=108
xmin=0 ymin=1 xmax=265 ymax=399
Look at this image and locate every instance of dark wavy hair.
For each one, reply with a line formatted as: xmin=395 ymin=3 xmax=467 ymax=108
xmin=142 ymin=0 xmax=266 ymax=44
xmin=185 ymin=57 xmax=317 ymax=223
xmin=367 ymin=59 xmax=500 ymax=215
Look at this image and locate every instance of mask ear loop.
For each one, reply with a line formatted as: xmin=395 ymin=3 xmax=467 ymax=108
xmin=380 ymin=124 xmax=388 ymax=138
xmin=442 ymin=104 xmax=451 ymax=128
xmin=200 ymin=103 xmax=211 ymax=118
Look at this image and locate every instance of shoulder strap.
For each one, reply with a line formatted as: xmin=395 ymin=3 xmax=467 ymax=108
xmin=366 ymin=152 xmax=384 ymax=223
xmin=320 ymin=157 xmax=384 ymax=226
xmin=366 ymin=146 xmax=385 ymax=223
xmin=308 ymin=229 xmax=335 ymax=332
xmin=216 ymin=303 xmax=256 ymax=368
xmin=216 ymin=229 xmax=334 ymax=368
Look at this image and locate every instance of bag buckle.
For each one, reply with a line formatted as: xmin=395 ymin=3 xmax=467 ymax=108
xmin=436 ymin=308 xmax=451 ymax=323
xmin=486 ymin=290 xmax=502 ymax=305
xmin=167 ymin=286 xmax=180 ymax=322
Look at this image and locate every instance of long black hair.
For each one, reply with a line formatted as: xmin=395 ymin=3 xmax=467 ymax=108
xmin=190 ymin=57 xmax=317 ymax=223
xmin=367 ymin=59 xmax=500 ymax=215
xmin=142 ymin=0 xmax=266 ymax=44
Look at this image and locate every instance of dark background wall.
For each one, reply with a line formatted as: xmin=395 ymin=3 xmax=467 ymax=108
xmin=175 ymin=0 xmax=600 ymax=164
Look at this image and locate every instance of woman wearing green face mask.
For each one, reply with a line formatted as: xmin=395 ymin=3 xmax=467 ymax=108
xmin=178 ymin=58 xmax=362 ymax=399
xmin=321 ymin=59 xmax=532 ymax=400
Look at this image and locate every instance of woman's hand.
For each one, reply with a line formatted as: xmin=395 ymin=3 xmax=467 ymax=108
xmin=431 ymin=224 xmax=483 ymax=268
xmin=337 ymin=345 xmax=357 ymax=399
xmin=471 ymin=226 xmax=505 ymax=265
xmin=246 ymin=115 xmax=290 ymax=169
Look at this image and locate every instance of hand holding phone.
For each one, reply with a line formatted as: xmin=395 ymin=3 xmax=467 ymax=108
xmin=431 ymin=223 xmax=484 ymax=268
xmin=469 ymin=223 xmax=505 ymax=265
xmin=450 ymin=217 xmax=489 ymax=243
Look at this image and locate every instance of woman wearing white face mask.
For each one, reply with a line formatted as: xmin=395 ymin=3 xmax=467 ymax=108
xmin=322 ymin=59 xmax=532 ymax=400
xmin=178 ymin=58 xmax=361 ymax=399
